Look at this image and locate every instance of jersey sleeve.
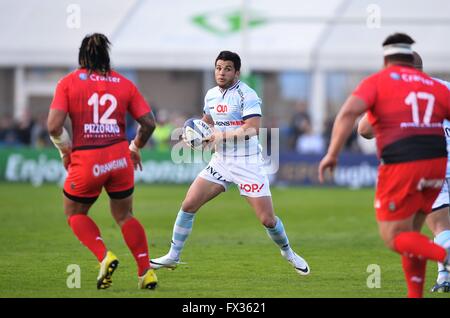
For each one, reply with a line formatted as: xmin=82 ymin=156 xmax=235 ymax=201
xmin=242 ymin=90 xmax=262 ymax=120
xmin=438 ymin=80 xmax=450 ymax=120
xmin=203 ymin=94 xmax=211 ymax=115
xmin=50 ymin=78 xmax=69 ymax=112
xmin=128 ymin=84 xmax=151 ymax=119
xmin=433 ymin=79 xmax=450 ymax=120
xmin=352 ymin=74 xmax=378 ymax=110
xmin=435 ymin=78 xmax=450 ymax=90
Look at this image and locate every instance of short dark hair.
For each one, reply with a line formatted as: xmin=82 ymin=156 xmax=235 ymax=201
xmin=215 ymin=51 xmax=241 ymax=71
xmin=382 ymin=33 xmax=415 ymax=64
xmin=78 ymin=33 xmax=111 ymax=75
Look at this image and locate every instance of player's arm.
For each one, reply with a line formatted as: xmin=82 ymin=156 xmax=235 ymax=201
xmin=210 ymin=116 xmax=261 ymax=143
xmin=47 ymin=108 xmax=72 ymax=169
xmin=132 ymin=112 xmax=156 ymax=148
xmin=201 ymin=114 xmax=214 ymax=127
xmin=227 ymin=116 xmax=260 ymax=140
xmin=129 ymin=111 xmax=156 ymax=171
xmin=357 ymin=113 xmax=374 ymax=139
xmin=318 ymin=95 xmax=368 ymax=183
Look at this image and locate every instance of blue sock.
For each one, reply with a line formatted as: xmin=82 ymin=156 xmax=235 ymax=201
xmin=265 ymin=216 xmax=290 ymax=251
xmin=168 ymin=209 xmax=195 ymax=260
xmin=435 ymin=230 xmax=450 ymax=283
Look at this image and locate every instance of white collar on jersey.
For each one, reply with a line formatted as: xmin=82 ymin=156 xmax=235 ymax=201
xmin=219 ymin=80 xmax=241 ymax=95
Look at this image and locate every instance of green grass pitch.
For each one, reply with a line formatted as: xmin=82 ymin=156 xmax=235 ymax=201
xmin=0 ymin=183 xmax=446 ymax=298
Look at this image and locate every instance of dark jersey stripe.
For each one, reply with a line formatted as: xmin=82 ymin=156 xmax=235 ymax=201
xmin=242 ymin=113 xmax=262 ymax=121
xmin=72 ymin=139 xmax=126 ymax=152
xmin=381 ymin=135 xmax=447 ymax=164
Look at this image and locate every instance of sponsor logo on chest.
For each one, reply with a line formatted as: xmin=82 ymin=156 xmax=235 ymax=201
xmin=215 ymin=104 xmax=228 ymax=114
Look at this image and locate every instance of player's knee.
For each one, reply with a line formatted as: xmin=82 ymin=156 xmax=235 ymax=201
xmin=64 ymin=210 xmax=80 ymax=222
xmin=181 ymin=199 xmax=199 ymax=213
xmin=64 ymin=210 xmax=74 ymax=218
xmin=66 ymin=214 xmax=74 ymax=226
xmin=379 ymin=229 xmax=397 ymax=251
xmin=113 ymin=211 xmax=133 ymax=227
xmin=426 ymin=212 xmax=450 ymax=236
xmin=261 ymin=215 xmax=277 ymax=228
xmin=383 ymin=237 xmax=397 ymax=251
xmin=181 ymin=194 xmax=204 ymax=213
xmin=426 ymin=221 xmax=439 ymax=236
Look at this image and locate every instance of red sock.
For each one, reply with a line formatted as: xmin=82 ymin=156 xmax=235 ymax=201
xmin=68 ymin=214 xmax=107 ymax=262
xmin=393 ymin=232 xmax=447 ymax=262
xmin=401 ymin=255 xmax=426 ymax=298
xmin=121 ymin=217 xmax=150 ymax=276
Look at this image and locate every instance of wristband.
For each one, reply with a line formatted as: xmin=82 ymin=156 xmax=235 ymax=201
xmin=49 ymin=127 xmax=72 ymax=158
xmin=129 ymin=140 xmax=140 ymax=153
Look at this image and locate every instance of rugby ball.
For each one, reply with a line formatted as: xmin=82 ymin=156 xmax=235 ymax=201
xmin=182 ymin=118 xmax=213 ymax=150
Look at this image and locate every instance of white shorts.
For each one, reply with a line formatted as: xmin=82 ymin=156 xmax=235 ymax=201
xmin=432 ymin=178 xmax=450 ymax=211
xmin=198 ymin=153 xmax=272 ymax=197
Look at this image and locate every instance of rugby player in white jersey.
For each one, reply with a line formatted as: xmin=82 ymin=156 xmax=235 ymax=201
xmin=151 ymin=51 xmax=310 ymax=276
xmin=358 ymin=52 xmax=450 ymax=292
xmin=428 ymin=76 xmax=450 ymax=292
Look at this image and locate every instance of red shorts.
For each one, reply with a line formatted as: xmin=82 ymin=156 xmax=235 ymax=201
xmin=375 ymin=158 xmax=446 ymax=221
xmin=64 ymin=141 xmax=134 ymax=203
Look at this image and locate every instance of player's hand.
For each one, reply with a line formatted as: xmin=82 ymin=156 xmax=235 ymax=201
xmin=129 ymin=140 xmax=143 ymax=171
xmin=181 ymin=132 xmax=193 ymax=149
xmin=196 ymin=128 xmax=220 ymax=151
xmin=130 ymin=150 xmax=143 ymax=171
xmin=62 ymin=153 xmax=71 ymax=171
xmin=207 ymin=129 xmax=223 ymax=145
xmin=201 ymin=138 xmax=215 ymax=152
xmin=318 ymin=153 xmax=338 ymax=183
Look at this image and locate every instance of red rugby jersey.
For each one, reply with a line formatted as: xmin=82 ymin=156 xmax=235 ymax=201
xmin=353 ymin=65 xmax=450 ymax=163
xmin=50 ymin=69 xmax=151 ymax=150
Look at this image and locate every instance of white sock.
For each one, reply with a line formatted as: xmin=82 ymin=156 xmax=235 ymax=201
xmin=168 ymin=209 xmax=195 ymax=260
xmin=435 ymin=230 xmax=450 ymax=283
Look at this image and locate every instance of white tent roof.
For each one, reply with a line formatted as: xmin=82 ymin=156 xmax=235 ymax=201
xmin=1 ymin=0 xmax=450 ymax=71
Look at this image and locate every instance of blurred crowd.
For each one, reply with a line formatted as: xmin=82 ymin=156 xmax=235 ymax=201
xmin=276 ymin=103 xmax=376 ymax=155
xmin=0 ymin=107 xmax=376 ymax=155
xmin=126 ymin=108 xmax=187 ymax=151
xmin=0 ymin=112 xmax=51 ymax=148
xmin=0 ymin=109 xmax=188 ymax=150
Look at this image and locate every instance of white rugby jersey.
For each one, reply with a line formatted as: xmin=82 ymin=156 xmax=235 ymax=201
xmin=203 ymin=80 xmax=262 ymax=157
xmin=436 ymin=79 xmax=450 ymax=178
